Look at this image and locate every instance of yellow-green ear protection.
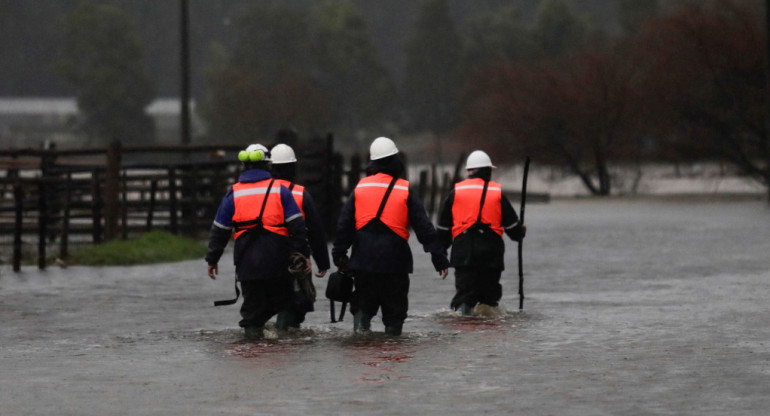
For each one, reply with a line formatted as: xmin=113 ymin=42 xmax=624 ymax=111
xmin=238 ymin=149 xmax=265 ymax=162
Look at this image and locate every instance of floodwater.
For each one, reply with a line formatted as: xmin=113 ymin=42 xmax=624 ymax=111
xmin=2 ymin=198 xmax=769 ymax=415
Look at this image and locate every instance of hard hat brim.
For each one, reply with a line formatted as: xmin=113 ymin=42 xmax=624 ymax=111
xmin=370 ymin=148 xmax=399 ymax=160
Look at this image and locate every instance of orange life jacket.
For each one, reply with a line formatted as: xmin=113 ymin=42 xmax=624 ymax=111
xmin=231 ymin=179 xmax=289 ymax=239
xmin=273 ymin=179 xmax=305 ymax=217
xmin=451 ymin=178 xmax=503 ymax=238
xmin=354 ymin=173 xmax=410 ymax=240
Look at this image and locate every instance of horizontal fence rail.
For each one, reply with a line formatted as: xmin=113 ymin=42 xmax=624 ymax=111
xmin=0 ymin=138 xmax=347 ymax=271
xmin=1 ymin=137 xmax=537 ymax=271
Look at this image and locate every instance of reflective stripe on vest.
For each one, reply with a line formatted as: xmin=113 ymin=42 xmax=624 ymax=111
xmin=232 ymin=180 xmax=289 ymax=239
xmin=274 ymin=179 xmax=305 ymax=217
xmin=451 ymin=178 xmax=503 ymax=238
xmin=354 ymin=173 xmax=410 ymax=240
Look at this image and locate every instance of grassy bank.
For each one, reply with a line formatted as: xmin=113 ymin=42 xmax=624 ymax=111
xmin=68 ymin=231 xmax=207 ymax=266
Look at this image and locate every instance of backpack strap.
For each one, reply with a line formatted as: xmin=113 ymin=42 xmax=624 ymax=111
xmin=375 ymin=176 xmax=399 ymax=220
xmin=214 ymin=279 xmax=240 ymax=306
xmin=476 ymin=180 xmax=489 ymax=223
xmin=215 ymin=178 xmax=275 ymax=307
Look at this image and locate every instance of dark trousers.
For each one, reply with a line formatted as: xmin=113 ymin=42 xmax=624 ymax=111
xmin=350 ymin=270 xmax=410 ymax=327
xmin=239 ymin=275 xmax=294 ymax=328
xmin=450 ymin=267 xmax=503 ymax=310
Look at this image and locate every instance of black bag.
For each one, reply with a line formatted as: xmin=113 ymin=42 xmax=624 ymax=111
xmin=325 ymin=271 xmax=353 ymax=302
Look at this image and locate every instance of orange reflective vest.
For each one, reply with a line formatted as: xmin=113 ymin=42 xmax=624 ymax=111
xmin=451 ymin=178 xmax=503 ymax=238
xmin=354 ymin=173 xmax=410 ymax=240
xmin=231 ymin=179 xmax=289 ymax=239
xmin=273 ymin=179 xmax=305 ymax=217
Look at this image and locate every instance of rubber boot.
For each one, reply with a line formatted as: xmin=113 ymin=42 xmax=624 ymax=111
xmin=353 ymin=310 xmax=372 ymax=333
xmin=384 ymin=323 xmax=403 ymax=336
xmin=276 ymin=310 xmax=298 ymax=331
xmin=244 ymin=326 xmax=264 ymax=339
xmin=458 ymin=303 xmax=474 ymax=316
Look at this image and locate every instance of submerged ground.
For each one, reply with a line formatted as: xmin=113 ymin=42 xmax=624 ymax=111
xmin=1 ymin=198 xmax=769 ymax=415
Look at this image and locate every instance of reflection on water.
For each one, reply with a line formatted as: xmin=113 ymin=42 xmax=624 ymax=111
xmin=345 ymin=337 xmax=418 ymax=383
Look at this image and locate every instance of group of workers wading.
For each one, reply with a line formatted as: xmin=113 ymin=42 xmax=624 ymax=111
xmin=205 ymin=137 xmax=526 ymax=339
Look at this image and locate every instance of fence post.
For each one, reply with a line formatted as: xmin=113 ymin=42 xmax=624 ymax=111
xmin=418 ymin=169 xmax=428 ymax=206
xmin=429 ymin=163 xmax=437 ymax=217
xmin=451 ymin=152 xmax=466 ymax=184
xmin=189 ymin=166 xmax=199 ymax=232
xmin=169 ymin=167 xmax=178 ymax=234
xmin=441 ymin=172 xmax=451 ymax=204
xmin=147 ymin=179 xmax=157 ymax=231
xmin=121 ymin=169 xmax=128 ymax=240
xmin=13 ymin=184 xmax=23 ymax=272
xmin=91 ymin=169 xmax=103 ymax=244
xmin=347 ymin=153 xmax=361 ymax=194
xmin=59 ymin=172 xmax=72 ymax=260
xmin=37 ymin=179 xmax=47 ymax=270
xmin=104 ymin=141 xmax=122 ymax=241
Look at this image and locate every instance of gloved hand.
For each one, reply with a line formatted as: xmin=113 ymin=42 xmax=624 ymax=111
xmin=509 ymin=223 xmax=527 ymax=242
xmin=334 ymin=254 xmax=350 ymax=273
xmin=288 ymin=252 xmax=312 ymax=276
xmin=431 ymin=252 xmax=450 ymax=272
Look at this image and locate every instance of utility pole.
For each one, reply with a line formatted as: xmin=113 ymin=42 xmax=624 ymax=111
xmin=766 ymin=0 xmax=770 ymax=197
xmin=180 ymin=0 xmax=191 ymax=145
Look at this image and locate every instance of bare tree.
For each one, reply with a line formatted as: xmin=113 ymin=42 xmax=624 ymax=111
xmin=459 ymin=47 xmax=644 ymax=196
xmin=632 ymin=1 xmax=769 ymax=195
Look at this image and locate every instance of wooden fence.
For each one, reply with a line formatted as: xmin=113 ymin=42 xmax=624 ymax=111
xmin=1 ymin=137 xmax=523 ymax=272
xmin=0 ymin=136 xmax=349 ymax=271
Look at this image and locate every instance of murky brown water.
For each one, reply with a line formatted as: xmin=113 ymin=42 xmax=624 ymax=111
xmin=2 ymin=199 xmax=769 ymax=415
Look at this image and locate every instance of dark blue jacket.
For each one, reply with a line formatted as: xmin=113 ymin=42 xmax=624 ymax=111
xmin=205 ymin=169 xmax=310 ymax=281
xmin=332 ymin=174 xmax=449 ymax=274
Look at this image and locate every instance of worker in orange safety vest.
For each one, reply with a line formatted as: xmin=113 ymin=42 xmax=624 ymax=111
xmin=332 ymin=137 xmax=449 ymax=335
xmin=436 ymin=150 xmax=526 ymax=315
xmin=270 ymin=143 xmax=331 ymax=326
xmin=205 ymin=144 xmax=311 ymax=339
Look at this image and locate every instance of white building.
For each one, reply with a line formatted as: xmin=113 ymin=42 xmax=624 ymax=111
xmin=0 ymin=97 xmax=201 ymax=149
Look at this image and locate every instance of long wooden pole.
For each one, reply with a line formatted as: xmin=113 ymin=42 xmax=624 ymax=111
xmin=518 ymin=156 xmax=530 ymax=310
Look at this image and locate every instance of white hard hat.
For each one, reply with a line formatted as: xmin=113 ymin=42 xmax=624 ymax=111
xmin=369 ymin=136 xmax=399 ymax=160
xmin=465 ymin=150 xmax=496 ymax=170
xmin=270 ymin=143 xmax=297 ymax=164
xmin=239 ymin=143 xmax=271 ymax=162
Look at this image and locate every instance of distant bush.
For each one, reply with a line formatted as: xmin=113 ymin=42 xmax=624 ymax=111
xmin=68 ymin=231 xmax=207 ymax=266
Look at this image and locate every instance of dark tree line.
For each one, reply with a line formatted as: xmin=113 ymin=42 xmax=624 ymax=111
xmin=458 ymin=0 xmax=769 ymax=196
xmin=2 ymin=0 xmax=767 ymax=196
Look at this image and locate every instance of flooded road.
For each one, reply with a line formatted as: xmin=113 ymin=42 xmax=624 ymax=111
xmin=2 ymin=199 xmax=769 ymax=415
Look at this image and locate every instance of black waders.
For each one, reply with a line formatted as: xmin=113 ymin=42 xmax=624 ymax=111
xmin=276 ymin=310 xmax=299 ymax=330
xmin=353 ymin=310 xmax=372 ymax=333
xmin=456 ymin=303 xmax=474 ymax=316
xmin=244 ymin=326 xmax=264 ymax=339
xmin=384 ymin=324 xmax=402 ymax=336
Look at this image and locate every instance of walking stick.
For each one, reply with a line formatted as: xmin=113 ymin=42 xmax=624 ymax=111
xmin=518 ymin=156 xmax=530 ymax=310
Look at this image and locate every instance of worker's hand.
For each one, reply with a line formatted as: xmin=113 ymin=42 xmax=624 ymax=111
xmin=439 ymin=269 xmax=448 ymax=279
xmin=207 ymin=264 xmax=218 ymax=280
xmin=431 ymin=252 xmax=450 ymax=273
xmin=334 ymin=255 xmax=350 ymax=273
xmin=302 ymin=258 xmax=312 ymax=275
xmin=315 ymin=269 xmax=328 ymax=278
